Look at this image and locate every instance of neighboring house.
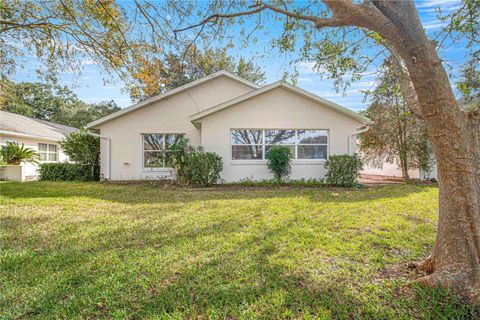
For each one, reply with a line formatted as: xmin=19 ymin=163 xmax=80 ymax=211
xmin=87 ymin=71 xmax=370 ymax=182
xmin=0 ymin=111 xmax=77 ymax=180
xmin=361 ymin=161 xmax=438 ymax=181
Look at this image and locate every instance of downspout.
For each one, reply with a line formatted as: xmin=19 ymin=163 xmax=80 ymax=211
xmin=85 ymin=132 xmax=111 ymax=180
xmin=348 ymin=126 xmax=370 ymax=155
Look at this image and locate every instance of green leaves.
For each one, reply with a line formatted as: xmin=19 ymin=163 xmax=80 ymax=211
xmin=1 ymin=80 xmax=120 ymax=128
xmin=60 ymin=130 xmax=100 ymax=166
xmin=265 ymin=145 xmax=292 ymax=182
xmin=0 ymin=142 xmax=39 ymax=165
xmin=325 ymin=154 xmax=363 ymax=187
xmin=169 ymin=137 xmax=223 ymax=187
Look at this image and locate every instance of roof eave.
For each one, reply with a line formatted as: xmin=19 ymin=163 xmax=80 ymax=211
xmin=0 ymin=130 xmax=64 ymax=142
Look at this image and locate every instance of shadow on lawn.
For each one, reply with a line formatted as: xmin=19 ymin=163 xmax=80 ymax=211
xmin=3 ymin=219 xmax=384 ymax=319
xmin=0 ymin=181 xmax=434 ymax=206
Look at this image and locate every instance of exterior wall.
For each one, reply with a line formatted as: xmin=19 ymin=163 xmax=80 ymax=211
xmin=200 ymin=87 xmax=365 ymax=182
xmin=97 ymin=76 xmax=255 ymax=180
xmin=361 ymin=161 xmax=420 ymax=179
xmin=420 ymin=160 xmax=438 ymax=181
xmin=0 ymin=133 xmax=68 ymax=180
xmin=0 ymin=165 xmax=22 ymax=180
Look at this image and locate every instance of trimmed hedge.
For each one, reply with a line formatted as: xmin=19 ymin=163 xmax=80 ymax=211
xmin=39 ymin=163 xmax=100 ymax=181
xmin=325 ymin=154 xmax=363 ymax=187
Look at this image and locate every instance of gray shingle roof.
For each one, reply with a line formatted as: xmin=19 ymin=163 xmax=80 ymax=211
xmin=0 ymin=110 xmax=77 ymax=140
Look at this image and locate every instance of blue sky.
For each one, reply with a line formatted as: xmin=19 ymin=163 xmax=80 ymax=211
xmin=13 ymin=0 xmax=469 ymax=113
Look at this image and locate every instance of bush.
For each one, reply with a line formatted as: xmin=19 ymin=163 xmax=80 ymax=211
xmin=61 ymin=129 xmax=100 ymax=174
xmin=265 ymin=145 xmax=292 ymax=182
xmin=169 ymin=138 xmax=223 ymax=187
xmin=39 ymin=163 xmax=100 ymax=181
xmin=325 ymin=154 xmax=363 ymax=187
xmin=0 ymin=142 xmax=39 ymax=165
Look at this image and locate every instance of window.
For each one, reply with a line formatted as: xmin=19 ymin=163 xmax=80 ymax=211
xmin=142 ymin=133 xmax=182 ymax=168
xmin=231 ymin=129 xmax=263 ymax=160
xmin=297 ymin=130 xmax=328 ymax=159
xmin=38 ymin=143 xmax=58 ymax=162
xmin=231 ymin=129 xmax=328 ymax=160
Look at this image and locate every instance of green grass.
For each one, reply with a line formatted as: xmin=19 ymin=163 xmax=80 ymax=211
xmin=0 ymin=182 xmax=477 ymax=319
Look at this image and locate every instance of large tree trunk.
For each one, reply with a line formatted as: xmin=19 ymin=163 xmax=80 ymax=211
xmin=321 ymin=0 xmax=480 ymax=302
xmin=399 ymin=37 xmax=480 ymax=302
xmin=321 ymin=0 xmax=480 ymax=301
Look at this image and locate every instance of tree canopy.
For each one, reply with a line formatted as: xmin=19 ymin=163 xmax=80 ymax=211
xmin=0 ymin=80 xmax=120 ymax=128
xmin=130 ymin=46 xmax=265 ymax=102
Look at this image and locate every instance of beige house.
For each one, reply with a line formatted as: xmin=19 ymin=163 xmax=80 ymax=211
xmin=0 ymin=111 xmax=76 ymax=180
xmin=87 ymin=71 xmax=370 ymax=182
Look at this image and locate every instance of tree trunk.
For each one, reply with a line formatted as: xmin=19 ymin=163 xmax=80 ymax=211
xmin=399 ymin=39 xmax=480 ymax=302
xmin=400 ymin=155 xmax=409 ymax=181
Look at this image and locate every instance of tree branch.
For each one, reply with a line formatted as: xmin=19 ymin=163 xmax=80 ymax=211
xmin=173 ymin=5 xmax=268 ymax=34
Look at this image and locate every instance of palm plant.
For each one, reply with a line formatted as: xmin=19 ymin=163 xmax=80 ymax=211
xmin=0 ymin=142 xmax=39 ymax=165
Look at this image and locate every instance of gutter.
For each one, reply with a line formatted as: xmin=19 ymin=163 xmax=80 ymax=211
xmin=85 ymin=131 xmax=111 ymax=180
xmin=0 ymin=130 xmax=61 ymax=142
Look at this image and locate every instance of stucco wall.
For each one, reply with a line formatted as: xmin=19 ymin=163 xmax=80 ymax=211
xmin=361 ymin=161 xmax=420 ymax=179
xmin=97 ymin=76 xmax=255 ymax=180
xmin=200 ymin=87 xmax=364 ymax=182
xmin=0 ymin=134 xmax=68 ymax=180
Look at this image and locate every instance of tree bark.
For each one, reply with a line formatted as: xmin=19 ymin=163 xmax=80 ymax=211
xmin=323 ymin=0 xmax=480 ymax=302
xmin=404 ymin=41 xmax=480 ymax=302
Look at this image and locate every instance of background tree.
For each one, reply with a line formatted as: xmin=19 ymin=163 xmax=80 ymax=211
xmin=0 ymin=80 xmax=120 ymax=127
xmin=457 ymin=57 xmax=480 ymax=110
xmin=129 ymin=46 xmax=265 ymax=102
xmin=360 ymin=63 xmax=432 ymax=181
xmin=0 ymin=0 xmax=138 ymax=83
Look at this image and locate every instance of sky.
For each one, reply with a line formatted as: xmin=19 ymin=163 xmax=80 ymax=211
xmin=13 ymin=0 xmax=470 ymax=113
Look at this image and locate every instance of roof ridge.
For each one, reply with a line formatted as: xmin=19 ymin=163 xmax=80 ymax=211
xmin=189 ymin=81 xmax=370 ymax=124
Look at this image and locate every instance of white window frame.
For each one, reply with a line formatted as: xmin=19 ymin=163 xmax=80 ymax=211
xmin=141 ymin=133 xmax=182 ymax=170
xmin=230 ymin=129 xmax=264 ymax=161
xmin=230 ymin=129 xmax=329 ymax=162
xmin=296 ymin=130 xmax=329 ymax=160
xmin=38 ymin=143 xmax=58 ymax=162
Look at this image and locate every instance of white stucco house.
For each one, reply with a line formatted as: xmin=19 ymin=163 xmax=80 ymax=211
xmin=0 ymin=111 xmax=76 ymax=180
xmin=87 ymin=71 xmax=370 ymax=182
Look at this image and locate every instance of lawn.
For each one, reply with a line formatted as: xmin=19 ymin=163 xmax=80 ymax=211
xmin=0 ymin=182 xmax=477 ymax=319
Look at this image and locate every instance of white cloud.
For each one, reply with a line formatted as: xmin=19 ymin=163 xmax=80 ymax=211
xmin=423 ymin=19 xmax=447 ymax=30
xmin=80 ymin=58 xmax=97 ymax=66
xmin=416 ymin=0 xmax=460 ymax=8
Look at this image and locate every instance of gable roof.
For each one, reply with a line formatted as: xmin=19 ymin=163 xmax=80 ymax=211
xmin=189 ymin=81 xmax=371 ymax=125
xmin=0 ymin=110 xmax=77 ymax=141
xmin=86 ymin=70 xmax=260 ymax=128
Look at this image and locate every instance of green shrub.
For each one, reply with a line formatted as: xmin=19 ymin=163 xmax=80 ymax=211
xmin=169 ymin=138 xmax=223 ymax=187
xmin=0 ymin=142 xmax=39 ymax=165
xmin=325 ymin=154 xmax=363 ymax=187
xmin=265 ymin=145 xmax=292 ymax=182
xmin=60 ymin=129 xmax=99 ymax=174
xmin=39 ymin=163 xmax=100 ymax=181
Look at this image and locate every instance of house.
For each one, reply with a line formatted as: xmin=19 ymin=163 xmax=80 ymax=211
xmin=87 ymin=71 xmax=370 ymax=182
xmin=0 ymin=110 xmax=77 ymax=180
xmin=361 ymin=161 xmax=438 ymax=181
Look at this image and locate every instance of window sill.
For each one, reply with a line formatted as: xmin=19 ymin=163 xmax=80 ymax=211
xmin=142 ymin=167 xmax=175 ymax=172
xmin=230 ymin=160 xmax=326 ymax=165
